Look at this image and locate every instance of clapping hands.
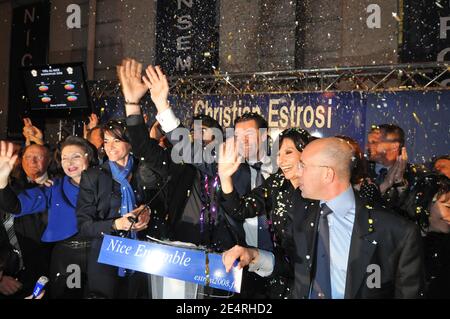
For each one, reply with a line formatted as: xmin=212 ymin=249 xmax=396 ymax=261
xmin=23 ymin=118 xmax=44 ymax=146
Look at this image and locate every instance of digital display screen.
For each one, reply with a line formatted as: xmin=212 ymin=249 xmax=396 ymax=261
xmin=22 ymin=64 xmax=90 ymax=111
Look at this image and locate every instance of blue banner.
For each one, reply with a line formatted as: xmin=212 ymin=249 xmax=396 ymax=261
xmin=177 ymin=91 xmax=366 ymax=146
xmin=92 ymin=89 xmax=449 ymax=164
xmin=98 ymin=235 xmax=242 ymax=293
xmin=366 ymin=91 xmax=450 ymax=164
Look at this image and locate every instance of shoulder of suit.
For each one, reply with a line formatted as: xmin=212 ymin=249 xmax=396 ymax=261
xmin=367 ymin=203 xmax=417 ymax=232
xmin=82 ymin=165 xmax=111 ymax=180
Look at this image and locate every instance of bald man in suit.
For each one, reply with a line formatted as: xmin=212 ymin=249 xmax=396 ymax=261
xmin=223 ymin=137 xmax=425 ymax=299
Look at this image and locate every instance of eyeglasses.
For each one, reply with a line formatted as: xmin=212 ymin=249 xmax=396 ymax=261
xmin=298 ymin=161 xmax=331 ymax=171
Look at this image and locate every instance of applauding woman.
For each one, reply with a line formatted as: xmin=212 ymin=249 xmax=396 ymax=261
xmin=76 ymin=118 xmax=164 ymax=299
xmin=219 ymin=128 xmax=313 ymax=298
xmin=0 ymin=137 xmax=97 ymax=298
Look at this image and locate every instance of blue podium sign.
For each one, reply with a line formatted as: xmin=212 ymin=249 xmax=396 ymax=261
xmin=98 ymin=235 xmax=242 ymax=293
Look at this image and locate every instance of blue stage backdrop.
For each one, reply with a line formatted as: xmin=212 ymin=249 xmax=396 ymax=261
xmin=90 ymin=89 xmax=449 ymax=164
xmin=366 ymin=90 xmax=450 ymax=164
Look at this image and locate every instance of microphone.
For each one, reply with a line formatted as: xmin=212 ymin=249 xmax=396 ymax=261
xmin=32 ymin=276 xmax=48 ymax=299
xmin=125 ymin=176 xmax=172 ymax=236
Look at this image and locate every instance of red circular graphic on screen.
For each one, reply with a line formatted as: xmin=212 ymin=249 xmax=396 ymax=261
xmin=41 ymin=97 xmax=51 ymax=103
xmin=67 ymin=95 xmax=77 ymax=102
xmin=64 ymin=84 xmax=75 ymax=90
xmin=38 ymin=85 xmax=48 ymax=92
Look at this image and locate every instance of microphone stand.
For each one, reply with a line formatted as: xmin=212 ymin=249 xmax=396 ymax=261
xmin=123 ymin=176 xmax=172 ymax=238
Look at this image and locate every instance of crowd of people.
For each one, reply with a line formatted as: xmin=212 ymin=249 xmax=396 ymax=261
xmin=0 ymin=58 xmax=449 ymax=299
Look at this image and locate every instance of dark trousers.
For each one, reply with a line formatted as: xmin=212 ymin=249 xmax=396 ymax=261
xmin=232 ymin=270 xmax=270 ymax=299
xmin=86 ymin=239 xmax=149 ymax=299
xmin=49 ymin=240 xmax=90 ymax=299
xmin=15 ymin=233 xmax=52 ymax=296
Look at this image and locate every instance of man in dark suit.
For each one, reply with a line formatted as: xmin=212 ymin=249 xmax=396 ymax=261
xmin=223 ymin=137 xmax=425 ymax=298
xmin=6 ymin=144 xmax=52 ymax=297
xmin=119 ymin=59 xmax=275 ymax=298
xmin=367 ymin=124 xmax=423 ymax=214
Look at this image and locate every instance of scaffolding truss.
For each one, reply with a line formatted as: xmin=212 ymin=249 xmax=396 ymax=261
xmin=89 ymin=62 xmax=450 ymax=98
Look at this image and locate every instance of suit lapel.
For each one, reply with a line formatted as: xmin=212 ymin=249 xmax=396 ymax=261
xmin=98 ymin=163 xmax=114 ymax=216
xmin=302 ymin=201 xmax=321 ymax=261
xmin=232 ymin=163 xmax=251 ymax=196
xmin=295 ymin=200 xmax=321 ymax=296
xmin=344 ymin=195 xmax=377 ymax=298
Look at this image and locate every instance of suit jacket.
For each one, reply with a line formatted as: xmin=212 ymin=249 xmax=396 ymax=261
xmin=125 ymin=115 xmax=238 ymax=249
xmin=0 ymin=176 xmax=79 ymax=242
xmin=76 ymin=154 xmax=166 ymax=298
xmin=220 ymin=170 xmax=303 ymax=298
xmin=368 ymin=161 xmax=424 ymax=216
xmin=289 ymin=191 xmax=425 ymax=299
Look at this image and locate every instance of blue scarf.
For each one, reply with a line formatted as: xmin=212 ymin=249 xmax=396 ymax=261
xmin=109 ymin=156 xmax=136 ymax=277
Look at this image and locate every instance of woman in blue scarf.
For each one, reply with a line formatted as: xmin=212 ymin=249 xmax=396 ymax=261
xmin=0 ymin=137 xmax=97 ymax=298
xmin=76 ymin=120 xmax=162 ymax=299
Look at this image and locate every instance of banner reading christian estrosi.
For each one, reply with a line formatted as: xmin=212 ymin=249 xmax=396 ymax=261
xmin=94 ymin=91 xmax=366 ymax=151
xmin=92 ymin=87 xmax=448 ymax=164
xmin=98 ymin=235 xmax=242 ymax=293
xmin=174 ymin=91 xmax=367 ymax=145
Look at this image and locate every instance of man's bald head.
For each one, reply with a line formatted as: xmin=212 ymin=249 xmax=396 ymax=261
xmin=302 ymin=137 xmax=354 ymax=182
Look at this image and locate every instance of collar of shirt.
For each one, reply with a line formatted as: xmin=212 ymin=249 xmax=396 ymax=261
xmin=375 ymin=163 xmax=389 ymax=175
xmin=27 ymin=172 xmax=49 ymax=185
xmin=321 ymin=185 xmax=355 ymax=219
xmin=247 ymin=154 xmax=274 ymax=179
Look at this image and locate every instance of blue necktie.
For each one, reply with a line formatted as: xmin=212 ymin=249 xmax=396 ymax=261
xmin=376 ymin=167 xmax=388 ymax=185
xmin=311 ymin=203 xmax=333 ymax=299
xmin=249 ymin=162 xmax=264 ymax=188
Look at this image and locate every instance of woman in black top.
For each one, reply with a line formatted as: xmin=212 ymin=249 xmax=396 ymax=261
xmin=76 ymin=120 xmax=168 ymax=298
xmin=219 ymin=128 xmax=313 ymax=298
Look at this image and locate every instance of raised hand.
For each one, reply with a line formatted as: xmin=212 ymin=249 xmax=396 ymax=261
xmin=142 ymin=65 xmax=170 ymax=114
xmin=218 ymin=138 xmax=242 ymax=194
xmin=0 ymin=141 xmax=18 ymax=189
xmin=394 ymin=147 xmax=408 ymax=184
xmin=83 ymin=113 xmax=98 ymax=138
xmin=117 ymin=58 xmax=148 ymax=105
xmin=23 ymin=118 xmax=44 ymax=145
xmin=379 ymin=163 xmax=398 ymax=194
xmin=83 ymin=113 xmax=99 ymax=138
xmin=87 ymin=113 xmax=99 ymax=130
xmin=218 ymin=138 xmax=241 ymax=179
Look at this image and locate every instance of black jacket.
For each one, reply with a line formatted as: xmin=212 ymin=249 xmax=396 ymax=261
xmin=76 ymin=133 xmax=167 ymax=298
xmin=220 ymin=171 xmax=304 ymax=298
xmin=368 ymin=161 xmax=424 ymax=216
xmin=126 ymin=115 xmax=241 ymax=251
xmin=423 ymin=232 xmax=450 ymax=298
xmin=278 ymin=191 xmax=426 ymax=299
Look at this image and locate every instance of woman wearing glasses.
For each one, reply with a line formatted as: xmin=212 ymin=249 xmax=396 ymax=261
xmin=76 ymin=120 xmax=168 ymax=299
xmin=218 ymin=128 xmax=314 ymax=298
xmin=0 ymin=137 xmax=97 ymax=298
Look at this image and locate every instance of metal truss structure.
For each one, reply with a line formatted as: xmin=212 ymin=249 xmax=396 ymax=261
xmin=89 ymin=62 xmax=450 ymax=98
